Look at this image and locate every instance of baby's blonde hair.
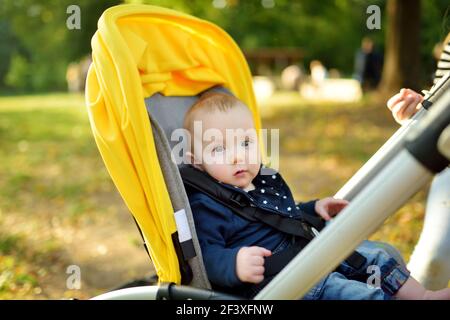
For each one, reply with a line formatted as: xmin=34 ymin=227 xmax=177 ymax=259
xmin=183 ymin=92 xmax=250 ymax=134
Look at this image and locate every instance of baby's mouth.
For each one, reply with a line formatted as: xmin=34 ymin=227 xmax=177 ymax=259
xmin=234 ymin=169 xmax=247 ymax=176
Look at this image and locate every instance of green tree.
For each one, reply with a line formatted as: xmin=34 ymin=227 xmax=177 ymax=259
xmin=0 ymin=0 xmax=120 ymax=92
xmin=0 ymin=0 xmax=448 ymax=92
xmin=5 ymin=54 xmax=31 ymax=91
xmin=379 ymin=0 xmax=421 ymax=94
xmin=0 ymin=21 xmax=21 ymax=91
xmin=129 ymin=0 xmax=386 ymax=75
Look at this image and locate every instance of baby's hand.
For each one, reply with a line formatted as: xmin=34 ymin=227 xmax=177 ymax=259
xmin=315 ymin=197 xmax=349 ymax=220
xmin=236 ymin=246 xmax=272 ymax=284
xmin=387 ymin=88 xmax=424 ymax=125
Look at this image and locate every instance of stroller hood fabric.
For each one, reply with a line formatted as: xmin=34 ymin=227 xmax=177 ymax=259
xmin=85 ymin=4 xmax=260 ymax=283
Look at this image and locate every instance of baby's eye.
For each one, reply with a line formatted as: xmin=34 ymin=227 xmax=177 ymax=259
xmin=212 ymin=145 xmax=224 ymax=153
xmin=242 ymin=139 xmax=251 ymax=148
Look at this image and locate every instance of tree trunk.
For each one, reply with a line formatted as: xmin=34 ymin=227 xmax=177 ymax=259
xmin=379 ymin=0 xmax=421 ymax=96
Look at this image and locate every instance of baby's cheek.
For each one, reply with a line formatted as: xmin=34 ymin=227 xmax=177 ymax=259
xmin=209 ymin=164 xmax=232 ymax=182
xmin=224 ymin=167 xmax=236 ymax=183
xmin=251 ymin=160 xmax=261 ymax=171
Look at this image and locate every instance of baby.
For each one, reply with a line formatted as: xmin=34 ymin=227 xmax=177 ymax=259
xmin=182 ymin=92 xmax=450 ymax=299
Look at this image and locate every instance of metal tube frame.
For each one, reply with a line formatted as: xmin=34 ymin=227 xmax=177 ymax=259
xmin=335 ymin=73 xmax=450 ymax=200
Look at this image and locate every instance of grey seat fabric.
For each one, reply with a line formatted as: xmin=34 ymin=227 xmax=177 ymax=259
xmin=149 ymin=113 xmax=211 ymax=289
xmin=144 ymin=86 xmax=232 ymax=289
xmin=145 ymin=86 xmax=232 ymax=150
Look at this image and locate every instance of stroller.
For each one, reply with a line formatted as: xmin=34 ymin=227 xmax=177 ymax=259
xmin=85 ymin=4 xmax=450 ymax=300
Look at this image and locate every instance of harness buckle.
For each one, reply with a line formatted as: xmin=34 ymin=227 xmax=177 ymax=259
xmin=230 ymin=193 xmax=246 ymax=207
xmin=310 ymin=227 xmax=320 ymax=237
xmin=301 ymin=222 xmax=320 ymax=238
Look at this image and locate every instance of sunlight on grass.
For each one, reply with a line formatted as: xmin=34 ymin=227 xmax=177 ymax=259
xmin=0 ymin=92 xmax=118 ymax=299
xmin=0 ymin=93 xmax=109 ymax=217
xmin=0 ymin=93 xmax=86 ymax=111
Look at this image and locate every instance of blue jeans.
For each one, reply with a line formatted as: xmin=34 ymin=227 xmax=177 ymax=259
xmin=302 ymin=240 xmax=410 ymax=300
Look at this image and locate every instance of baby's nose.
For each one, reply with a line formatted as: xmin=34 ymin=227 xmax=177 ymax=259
xmin=232 ymin=150 xmax=246 ymax=164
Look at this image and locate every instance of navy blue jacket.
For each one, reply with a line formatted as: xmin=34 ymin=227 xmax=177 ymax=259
xmin=186 ymin=166 xmax=318 ymax=288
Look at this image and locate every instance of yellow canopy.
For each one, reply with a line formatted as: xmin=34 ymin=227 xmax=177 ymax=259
xmin=85 ymin=4 xmax=261 ymax=284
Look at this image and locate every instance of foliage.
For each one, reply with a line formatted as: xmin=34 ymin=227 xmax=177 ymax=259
xmin=132 ymin=0 xmax=449 ymax=79
xmin=0 ymin=0 xmax=449 ymax=91
xmin=0 ymin=0 xmax=120 ymax=92
xmin=4 ymin=54 xmax=31 ymax=91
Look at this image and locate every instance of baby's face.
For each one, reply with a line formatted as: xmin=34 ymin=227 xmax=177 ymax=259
xmin=191 ymin=107 xmax=261 ymax=189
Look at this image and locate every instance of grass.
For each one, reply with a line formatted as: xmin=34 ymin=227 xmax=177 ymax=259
xmin=0 ymin=93 xmax=120 ymax=299
xmin=0 ymin=91 xmax=430 ymax=298
xmin=0 ymin=93 xmax=112 ymax=217
xmin=0 ymin=233 xmax=39 ymax=299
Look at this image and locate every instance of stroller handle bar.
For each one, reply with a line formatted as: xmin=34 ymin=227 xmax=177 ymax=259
xmin=335 ymin=72 xmax=450 ymax=200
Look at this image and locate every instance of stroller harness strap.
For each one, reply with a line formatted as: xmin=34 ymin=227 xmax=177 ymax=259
xmin=179 ymin=165 xmax=366 ymax=276
xmin=180 ymin=166 xmax=322 ymax=240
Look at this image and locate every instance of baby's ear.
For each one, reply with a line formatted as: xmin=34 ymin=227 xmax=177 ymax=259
xmin=185 ymin=151 xmax=203 ymax=171
xmin=184 ymin=151 xmax=194 ymax=165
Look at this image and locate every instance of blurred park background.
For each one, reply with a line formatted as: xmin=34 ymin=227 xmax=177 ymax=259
xmin=0 ymin=0 xmax=449 ymax=299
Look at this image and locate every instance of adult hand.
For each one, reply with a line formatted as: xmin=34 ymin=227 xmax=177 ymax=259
xmin=315 ymin=197 xmax=349 ymax=220
xmin=387 ymin=88 xmax=423 ymax=125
